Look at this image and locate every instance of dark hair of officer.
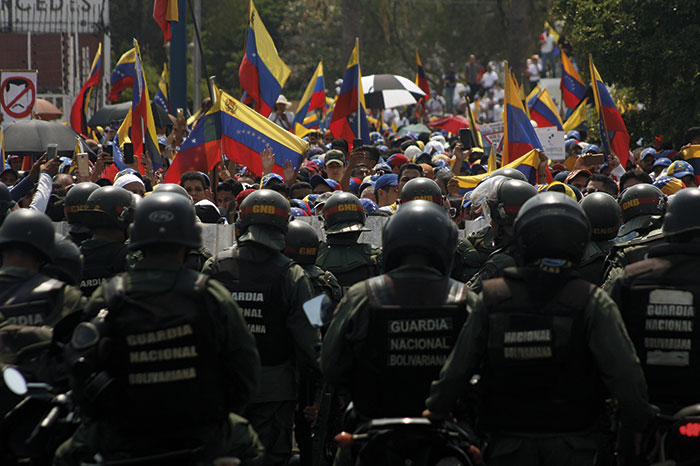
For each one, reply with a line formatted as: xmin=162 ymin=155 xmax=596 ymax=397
xmin=129 ymin=192 xmax=202 ymax=252
xmin=283 ymin=220 xmax=319 ymax=265
xmin=42 ymin=235 xmax=84 ymax=285
xmin=399 ymin=177 xmax=442 ymax=205
xmin=662 ymin=187 xmax=700 ymax=241
xmin=322 ymin=192 xmax=366 ymax=235
xmin=82 ymin=186 xmax=135 ymax=231
xmin=618 ymin=184 xmax=666 ymax=222
xmin=0 ymin=209 xmax=56 ymax=266
xmin=382 ymin=200 xmax=457 ymax=274
xmin=514 ymin=192 xmax=591 ymax=264
xmin=64 ymin=182 xmax=100 ymax=224
xmin=580 ymin=192 xmax=622 ymax=241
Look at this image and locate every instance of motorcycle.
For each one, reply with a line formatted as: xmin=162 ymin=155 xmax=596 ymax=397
xmin=334 ymin=417 xmax=479 ymax=466
xmin=649 ymin=403 xmax=700 ymax=466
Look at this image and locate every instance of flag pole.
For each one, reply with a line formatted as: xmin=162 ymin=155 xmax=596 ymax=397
xmin=187 ymin=0 xmax=211 ymax=99
xmin=356 ymin=37 xmax=360 ymax=140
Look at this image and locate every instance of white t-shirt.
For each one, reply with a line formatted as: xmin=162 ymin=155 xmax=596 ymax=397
xmin=269 ymin=110 xmax=295 ymax=130
xmin=540 ymin=32 xmax=555 ymax=54
xmin=481 ymin=71 xmax=498 ymax=89
xmin=528 ymin=62 xmax=541 ymax=82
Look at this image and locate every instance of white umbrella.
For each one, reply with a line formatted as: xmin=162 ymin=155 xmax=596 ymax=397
xmin=361 ymin=74 xmax=426 ymax=109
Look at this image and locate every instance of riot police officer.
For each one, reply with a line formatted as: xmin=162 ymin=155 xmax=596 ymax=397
xmin=42 ymin=235 xmax=84 ymax=287
xmin=425 ymin=192 xmax=654 ymax=466
xmin=466 ymin=178 xmax=537 ymax=292
xmin=398 ymin=177 xmax=444 ymax=205
xmin=607 ymin=187 xmax=700 ymax=411
xmin=0 ymin=209 xmax=84 ymax=327
xmin=316 ymin=192 xmax=380 ymax=294
xmin=63 ymin=182 xmax=100 ymax=246
xmin=322 ymin=201 xmax=471 ymax=419
xmin=203 ymin=189 xmax=320 ymax=466
xmin=578 ymin=192 xmax=622 ymax=285
xmin=0 ymin=181 xmax=16 ymax=225
xmin=55 ymin=192 xmax=264 ymax=466
xmin=603 ymin=184 xmax=666 ymax=286
xmin=79 ymin=186 xmax=134 ymax=296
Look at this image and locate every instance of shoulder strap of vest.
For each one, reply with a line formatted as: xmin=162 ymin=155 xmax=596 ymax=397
xmin=366 ymin=275 xmax=391 ymax=307
xmin=556 ymin=278 xmax=597 ymax=310
xmin=481 ymin=277 xmax=512 ymax=308
xmin=624 ymin=257 xmax=667 ymax=284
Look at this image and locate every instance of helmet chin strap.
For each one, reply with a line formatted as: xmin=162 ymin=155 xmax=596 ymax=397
xmin=535 ymin=258 xmax=573 ymax=274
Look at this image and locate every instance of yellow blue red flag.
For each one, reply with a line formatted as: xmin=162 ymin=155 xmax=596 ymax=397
xmin=456 ymin=149 xmax=541 ymax=195
xmin=164 ymin=89 xmax=308 ymax=183
xmin=563 ymin=97 xmax=590 ymax=133
xmin=502 ymin=64 xmax=542 ymax=165
xmin=294 ymin=61 xmax=325 ymax=128
xmin=239 ymin=0 xmax=291 ymax=117
xmin=528 ymin=88 xmax=564 ymax=131
xmin=109 ymin=48 xmax=135 ymax=102
xmin=70 ymin=43 xmax=102 ymax=136
xmin=330 ymin=41 xmax=370 ymax=149
xmin=415 ymin=50 xmax=430 ymax=101
xmin=127 ymin=40 xmax=161 ymax=168
xmin=560 ymin=51 xmax=586 ymax=110
xmin=153 ymin=0 xmax=179 ymax=46
xmin=153 ymin=63 xmax=169 ymax=111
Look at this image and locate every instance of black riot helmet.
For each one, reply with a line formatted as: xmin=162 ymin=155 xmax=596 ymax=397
xmin=237 ymin=190 xmax=291 ymax=250
xmin=514 ymin=192 xmax=591 ymax=264
xmin=0 ymin=209 xmax=56 ymax=263
xmin=580 ymin=192 xmax=622 ymax=241
xmin=129 ymin=192 xmax=202 ymax=250
xmin=618 ymin=184 xmax=666 ymax=222
xmin=486 ymin=179 xmax=537 ymax=228
xmin=490 ymin=167 xmax=528 ymax=182
xmin=42 ymin=235 xmax=84 ymax=285
xmin=64 ymin=182 xmax=100 ymax=224
xmin=0 ymin=182 xmax=15 ymax=225
xmin=82 ymin=186 xmax=135 ymax=231
xmin=663 ymin=187 xmax=700 ymax=240
xmin=322 ymin=192 xmax=366 ymax=235
xmin=382 ymin=200 xmax=457 ymax=274
xmin=399 ymin=177 xmax=443 ymax=205
xmin=152 ymin=183 xmax=192 ymax=200
xmin=283 ymin=220 xmax=320 ymax=265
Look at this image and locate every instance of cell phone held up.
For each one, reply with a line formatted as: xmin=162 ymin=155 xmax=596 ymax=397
xmin=123 ymin=142 xmax=134 ymax=164
xmin=458 ymin=129 xmax=473 ymax=150
xmin=582 ymin=153 xmax=605 ymax=166
xmin=46 ymin=143 xmax=58 ymax=160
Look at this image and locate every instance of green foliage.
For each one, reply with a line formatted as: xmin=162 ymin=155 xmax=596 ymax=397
xmin=554 ymin=0 xmax=700 ymax=147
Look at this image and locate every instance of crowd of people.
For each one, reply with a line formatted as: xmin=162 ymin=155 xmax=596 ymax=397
xmin=1 ymin=53 xmax=700 ymax=464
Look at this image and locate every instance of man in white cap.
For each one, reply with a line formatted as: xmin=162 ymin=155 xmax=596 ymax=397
xmin=268 ymin=95 xmax=294 ymax=131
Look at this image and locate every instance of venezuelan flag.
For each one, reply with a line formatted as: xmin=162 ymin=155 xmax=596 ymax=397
xmin=563 ymin=96 xmax=590 ymax=133
xmin=681 ymin=145 xmax=700 ymax=185
xmin=294 ymin=61 xmax=325 ymax=128
xmin=528 ymin=88 xmax=564 ymax=131
xmin=330 ymin=41 xmax=370 ymax=148
xmin=109 ymin=48 xmax=136 ymax=102
xmin=153 ymin=63 xmax=169 ymax=111
xmin=70 ymin=43 xmax=102 ymax=137
xmin=127 ymin=40 xmax=161 ymax=169
xmin=153 ymin=0 xmax=179 ymax=46
xmin=589 ymin=55 xmax=629 ymax=167
xmin=560 ymin=51 xmax=586 ymax=110
xmin=502 ymin=64 xmax=542 ymax=165
xmin=466 ymin=97 xmax=484 ymax=151
xmin=238 ymin=0 xmax=291 ymax=117
xmin=164 ymin=90 xmax=308 ymax=183
xmin=415 ymin=50 xmax=430 ymax=101
xmin=456 ymin=149 xmax=541 ymax=196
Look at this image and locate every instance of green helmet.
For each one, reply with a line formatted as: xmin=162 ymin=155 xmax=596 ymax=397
xmin=399 ymin=177 xmax=443 ymax=205
xmin=283 ymin=220 xmax=320 ymax=265
xmin=129 ymin=192 xmax=202 ymax=250
xmin=490 ymin=167 xmax=528 ymax=182
xmin=663 ymin=187 xmax=700 ymax=239
xmin=64 ymin=182 xmax=100 ymax=224
xmin=152 ymin=183 xmax=192 ymax=200
xmin=580 ymin=192 xmax=621 ymax=241
xmin=82 ymin=186 xmax=135 ymax=231
xmin=0 ymin=209 xmax=56 ymax=262
xmin=42 ymin=235 xmax=84 ymax=285
xmin=514 ymin=192 xmax=590 ymax=264
xmin=486 ymin=179 xmax=537 ymax=227
xmin=0 ymin=182 xmax=15 ymax=225
xmin=618 ymin=184 xmax=666 ymax=222
xmin=382 ymin=200 xmax=457 ymax=274
xmin=238 ymin=190 xmax=291 ymax=250
xmin=322 ymin=192 xmax=366 ymax=235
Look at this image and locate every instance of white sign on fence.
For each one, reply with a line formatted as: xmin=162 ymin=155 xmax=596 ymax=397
xmin=534 ymin=127 xmax=566 ymax=161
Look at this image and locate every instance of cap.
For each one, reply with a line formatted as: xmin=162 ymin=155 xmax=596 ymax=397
xmin=565 ymin=139 xmax=580 ymax=150
xmin=324 ymin=149 xmax=346 ymax=166
xmin=404 ymin=145 xmax=422 ymax=161
xmin=652 ymin=157 xmax=672 ymax=169
xmin=261 ymin=173 xmax=284 ymax=187
xmin=113 ymin=173 xmax=145 ymax=191
xmin=309 ymin=174 xmax=341 ymax=191
xmin=653 ymin=175 xmax=685 ymax=196
xmin=387 ymin=153 xmax=409 ymax=168
xmin=419 ymin=163 xmax=434 ymax=179
xmin=667 ymin=160 xmax=695 ymax=179
xmin=360 ymin=198 xmax=378 ymax=214
xmin=303 ymin=160 xmax=320 ymax=173
xmin=565 ymin=169 xmax=592 ymax=184
xmin=374 ymin=173 xmax=399 ymax=193
xmin=566 ymin=130 xmax=581 ymax=140
xmin=583 ymin=145 xmax=600 ymax=155
xmin=640 ymin=147 xmax=658 ymax=160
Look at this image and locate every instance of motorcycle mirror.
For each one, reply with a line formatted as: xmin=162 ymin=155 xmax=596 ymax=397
xmin=303 ymin=294 xmax=334 ymax=328
xmin=2 ymin=366 xmax=27 ymax=396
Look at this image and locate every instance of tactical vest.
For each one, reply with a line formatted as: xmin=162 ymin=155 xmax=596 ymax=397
xmin=316 ymin=242 xmax=379 ymax=294
xmin=619 ymin=251 xmax=700 ymax=408
xmin=303 ymin=264 xmax=344 ymax=306
xmin=352 ymin=275 xmax=468 ymax=418
xmin=479 ymin=269 xmax=604 ymax=433
xmin=99 ymin=270 xmax=228 ymax=431
xmin=80 ymin=240 xmax=128 ymax=297
xmin=208 ymin=249 xmax=294 ymax=366
xmin=0 ymin=273 xmax=65 ymax=327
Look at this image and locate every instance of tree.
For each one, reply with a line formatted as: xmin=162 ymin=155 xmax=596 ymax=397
xmin=555 ymin=0 xmax=700 ymax=146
